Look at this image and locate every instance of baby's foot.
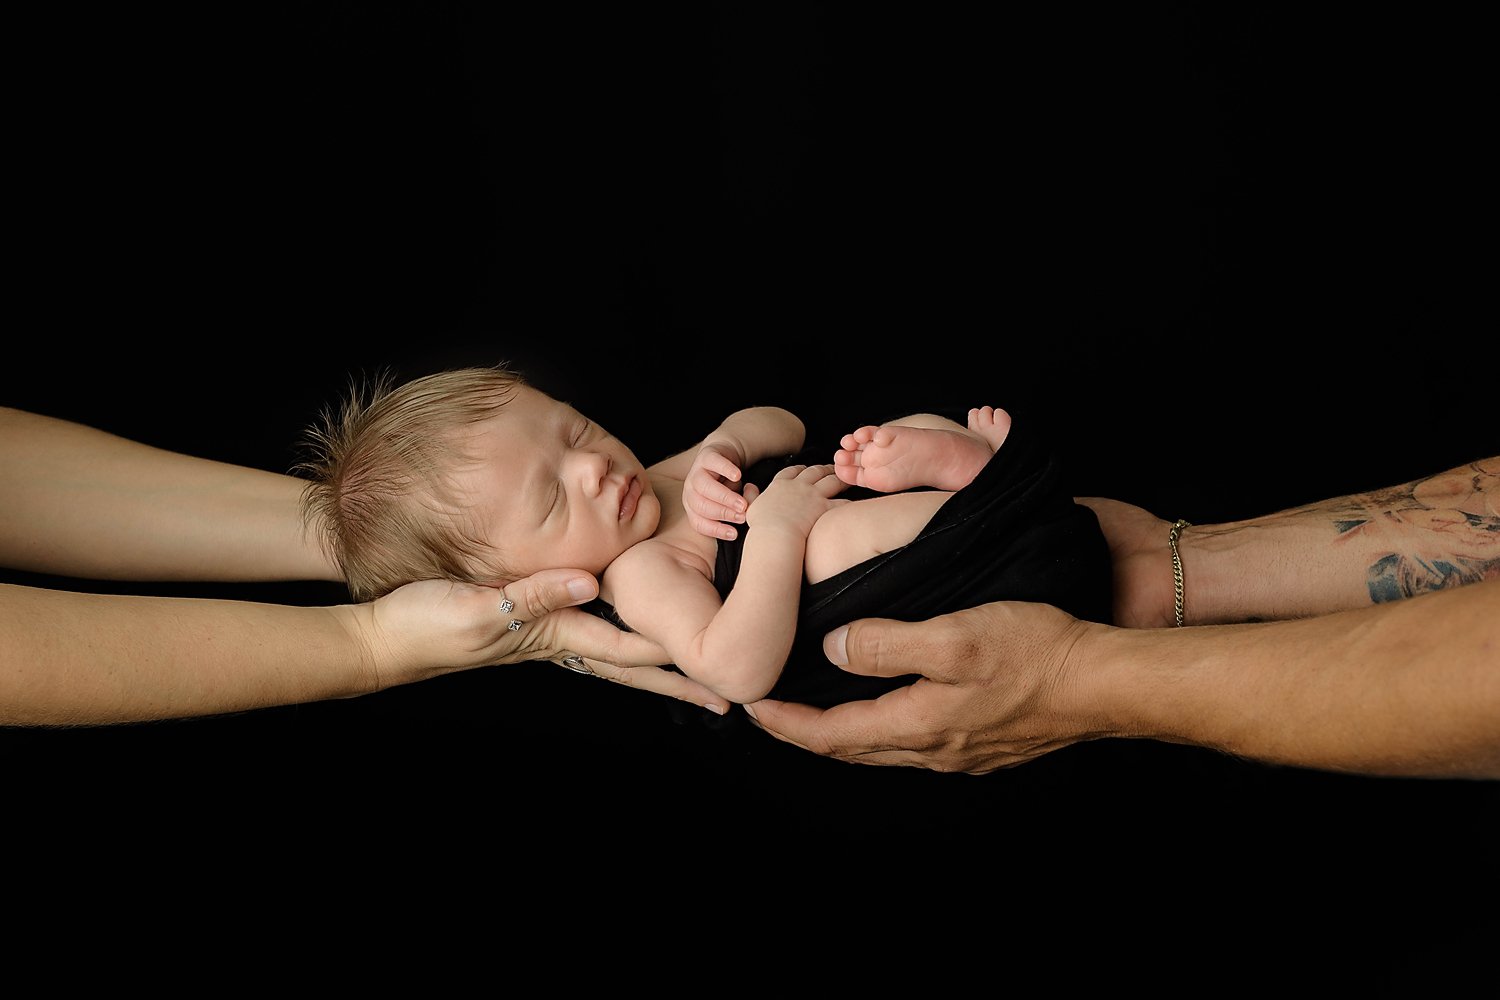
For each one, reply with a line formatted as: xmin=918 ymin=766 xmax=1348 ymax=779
xmin=833 ymin=407 xmax=1011 ymax=492
xmin=967 ymin=405 xmax=1012 ymax=453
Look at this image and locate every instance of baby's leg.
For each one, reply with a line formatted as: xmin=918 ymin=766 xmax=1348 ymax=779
xmin=832 ymin=407 xmax=1011 ymax=493
xmin=804 ymin=491 xmax=951 ymax=584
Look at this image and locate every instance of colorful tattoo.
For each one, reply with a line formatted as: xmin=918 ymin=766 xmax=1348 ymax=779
xmin=1333 ymin=462 xmax=1500 ymax=603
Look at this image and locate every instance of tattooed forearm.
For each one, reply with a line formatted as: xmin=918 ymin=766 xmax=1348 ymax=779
xmin=1367 ymin=550 xmax=1498 ymax=603
xmin=1335 ymin=460 xmax=1500 ymax=603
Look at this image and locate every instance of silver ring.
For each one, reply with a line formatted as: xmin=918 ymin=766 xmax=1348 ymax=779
xmin=507 ymin=619 xmax=524 ymax=631
xmin=499 ymin=598 xmax=515 ymax=614
xmin=560 ymin=654 xmax=593 ymax=675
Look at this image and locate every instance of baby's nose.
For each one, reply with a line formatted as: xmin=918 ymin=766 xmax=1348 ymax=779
xmin=579 ymin=450 xmax=611 ymax=494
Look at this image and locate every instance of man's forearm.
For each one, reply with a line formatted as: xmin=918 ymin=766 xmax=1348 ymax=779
xmin=1180 ymin=457 xmax=1500 ymax=624
xmin=1084 ymin=578 xmax=1500 ymax=779
xmin=0 ymin=583 xmax=375 ymax=726
xmin=0 ymin=407 xmax=339 ymax=582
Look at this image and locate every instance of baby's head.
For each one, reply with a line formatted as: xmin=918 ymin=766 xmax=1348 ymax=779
xmin=298 ymin=363 xmax=660 ymax=601
xmin=297 ymin=364 xmax=526 ymax=600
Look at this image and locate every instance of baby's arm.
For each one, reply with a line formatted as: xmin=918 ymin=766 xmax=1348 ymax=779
xmin=612 ymin=464 xmax=845 ymax=705
xmin=657 ymin=406 xmax=807 ymax=541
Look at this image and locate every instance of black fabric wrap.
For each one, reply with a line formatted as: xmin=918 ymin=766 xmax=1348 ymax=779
xmin=587 ymin=412 xmax=1112 ymax=724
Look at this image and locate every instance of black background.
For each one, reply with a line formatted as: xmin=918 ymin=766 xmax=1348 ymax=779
xmin=4 ymin=4 xmax=1495 ymax=949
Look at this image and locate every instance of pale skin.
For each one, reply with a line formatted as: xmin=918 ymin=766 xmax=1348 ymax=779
xmin=743 ymin=450 xmax=1500 ymax=780
xmin=454 ymin=390 xmax=1012 ymax=706
xmin=0 ymin=406 xmax=690 ymax=726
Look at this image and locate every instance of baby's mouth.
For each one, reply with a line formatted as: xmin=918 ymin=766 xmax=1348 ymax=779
xmin=619 ymin=474 xmax=642 ymax=521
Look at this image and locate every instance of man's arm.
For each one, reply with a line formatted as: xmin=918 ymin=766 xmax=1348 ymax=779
xmin=1080 ymin=456 xmax=1500 ymax=628
xmin=746 ymin=578 xmax=1500 ymax=780
xmin=0 ymin=406 xmax=338 ymax=583
xmin=1101 ymin=579 xmax=1500 ymax=778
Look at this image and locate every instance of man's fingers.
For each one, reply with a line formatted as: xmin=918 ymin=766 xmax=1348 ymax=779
xmin=744 ymin=697 xmax=902 ymax=761
xmin=824 ymin=618 xmax=952 ymax=682
xmin=742 ymin=698 xmax=828 ymax=752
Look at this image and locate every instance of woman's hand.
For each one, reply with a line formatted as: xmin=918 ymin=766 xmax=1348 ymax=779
xmin=351 ymin=569 xmax=731 ymax=714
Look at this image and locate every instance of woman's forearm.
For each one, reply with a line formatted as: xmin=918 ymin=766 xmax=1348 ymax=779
xmin=0 ymin=583 xmax=374 ymax=725
xmin=1083 ymin=578 xmax=1500 ymax=779
xmin=1179 ymin=457 xmax=1500 ymax=624
xmin=0 ymin=407 xmax=339 ymax=582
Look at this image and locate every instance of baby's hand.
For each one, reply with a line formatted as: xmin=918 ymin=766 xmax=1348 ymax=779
xmin=745 ymin=464 xmax=847 ymax=539
xmin=683 ymin=442 xmax=750 ymax=541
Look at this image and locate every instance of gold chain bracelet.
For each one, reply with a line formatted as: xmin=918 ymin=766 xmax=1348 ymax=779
xmin=1168 ymin=519 xmax=1191 ymax=627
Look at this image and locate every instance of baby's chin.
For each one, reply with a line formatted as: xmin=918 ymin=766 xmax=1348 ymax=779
xmin=636 ymin=493 xmax=663 ymax=537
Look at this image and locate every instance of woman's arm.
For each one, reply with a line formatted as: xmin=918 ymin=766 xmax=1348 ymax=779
xmin=0 ymin=408 xmax=729 ymax=723
xmin=0 ymin=406 xmax=339 ymax=583
xmin=0 ymin=572 xmax=686 ymax=726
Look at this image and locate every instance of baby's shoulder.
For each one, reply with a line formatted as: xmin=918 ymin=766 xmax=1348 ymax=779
xmin=600 ymin=532 xmax=716 ymax=612
xmin=606 ymin=530 xmax=714 ymax=586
